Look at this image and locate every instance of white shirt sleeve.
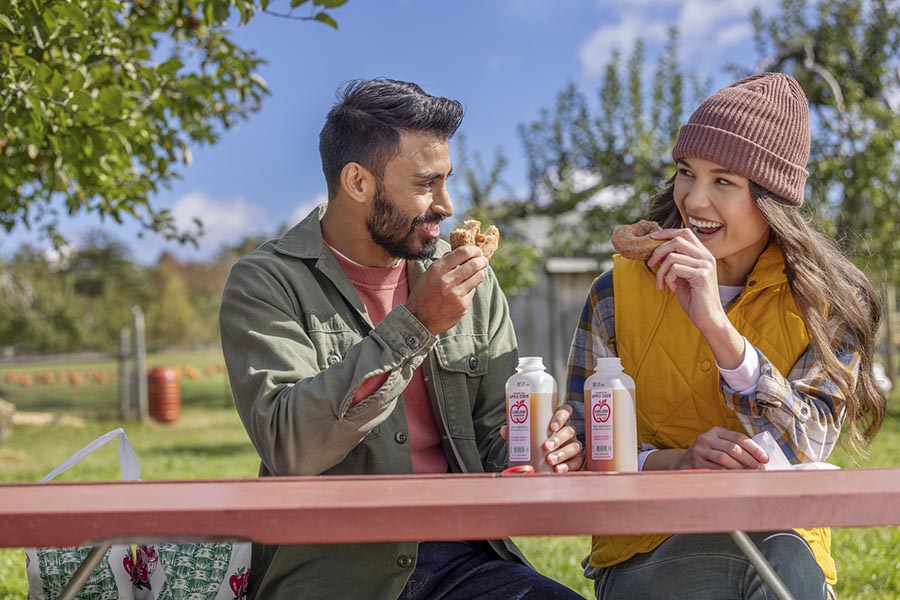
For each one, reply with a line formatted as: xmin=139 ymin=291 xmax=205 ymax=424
xmin=717 ymin=336 xmax=761 ymax=395
xmin=637 ymin=447 xmax=658 ymax=471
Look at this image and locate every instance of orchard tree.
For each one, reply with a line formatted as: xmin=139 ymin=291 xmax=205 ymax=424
xmin=450 ymin=29 xmax=705 ymax=299
xmin=452 ymin=134 xmax=540 ymax=299
xmin=0 ymin=0 xmax=346 ymax=247
xmin=744 ymin=0 xmax=900 ymax=276
xmin=513 ymin=29 xmax=707 ymax=256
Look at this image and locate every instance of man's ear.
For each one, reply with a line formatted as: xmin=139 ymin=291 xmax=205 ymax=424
xmin=340 ymin=162 xmax=375 ymax=204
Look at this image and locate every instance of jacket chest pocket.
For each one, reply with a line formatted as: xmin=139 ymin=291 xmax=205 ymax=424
xmin=434 ymin=334 xmax=490 ymax=377
xmin=433 ymin=333 xmax=490 ymax=439
xmin=306 ymin=313 xmax=363 ymax=371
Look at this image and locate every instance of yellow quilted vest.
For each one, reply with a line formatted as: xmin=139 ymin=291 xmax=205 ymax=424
xmin=588 ymin=241 xmax=836 ymax=584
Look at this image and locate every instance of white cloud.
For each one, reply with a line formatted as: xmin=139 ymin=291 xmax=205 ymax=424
xmin=714 ymin=22 xmax=753 ymax=48
xmin=580 ymin=0 xmax=778 ymax=77
xmin=674 ymin=0 xmax=771 ymax=53
xmin=288 ymin=193 xmax=328 ymax=226
xmin=170 ymin=191 xmax=268 ymax=250
xmin=580 ymin=16 xmax=668 ymax=77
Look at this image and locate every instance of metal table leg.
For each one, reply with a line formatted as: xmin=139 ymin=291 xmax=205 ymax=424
xmin=730 ymin=531 xmax=797 ymax=600
xmin=58 ymin=544 xmax=112 ymax=600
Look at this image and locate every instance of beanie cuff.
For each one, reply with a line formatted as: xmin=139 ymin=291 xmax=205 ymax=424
xmin=672 ymin=123 xmax=809 ymax=206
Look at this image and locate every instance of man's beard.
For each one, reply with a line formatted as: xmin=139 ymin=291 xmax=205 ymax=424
xmin=367 ymin=186 xmax=442 ymax=260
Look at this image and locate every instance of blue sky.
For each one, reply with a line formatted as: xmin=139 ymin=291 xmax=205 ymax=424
xmin=6 ymin=0 xmax=779 ymax=263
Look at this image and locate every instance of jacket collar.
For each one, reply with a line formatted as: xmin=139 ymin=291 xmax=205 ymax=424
xmin=273 ymin=204 xmax=329 ymax=259
xmin=742 ymin=238 xmax=788 ymax=292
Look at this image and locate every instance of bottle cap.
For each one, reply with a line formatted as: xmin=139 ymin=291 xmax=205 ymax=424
xmin=501 ymin=465 xmax=535 ymax=475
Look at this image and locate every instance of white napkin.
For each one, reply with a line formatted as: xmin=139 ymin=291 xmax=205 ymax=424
xmin=752 ymin=431 xmax=839 ymax=471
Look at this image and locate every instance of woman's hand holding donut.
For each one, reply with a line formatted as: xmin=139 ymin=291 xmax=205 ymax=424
xmin=647 ymin=228 xmax=747 ymax=370
xmin=647 ymin=228 xmax=724 ymax=332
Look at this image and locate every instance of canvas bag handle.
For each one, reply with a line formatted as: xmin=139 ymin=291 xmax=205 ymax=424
xmin=40 ymin=427 xmax=141 ymax=483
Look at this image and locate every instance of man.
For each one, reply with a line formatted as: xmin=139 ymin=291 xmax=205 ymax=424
xmin=219 ymin=78 xmax=584 ymax=600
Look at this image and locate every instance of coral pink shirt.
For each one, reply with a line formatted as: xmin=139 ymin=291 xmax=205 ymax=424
xmin=326 ymin=244 xmax=448 ymax=474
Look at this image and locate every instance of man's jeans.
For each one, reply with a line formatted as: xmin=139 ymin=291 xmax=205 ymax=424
xmin=592 ymin=531 xmax=828 ymax=599
xmin=400 ymin=541 xmax=583 ymax=600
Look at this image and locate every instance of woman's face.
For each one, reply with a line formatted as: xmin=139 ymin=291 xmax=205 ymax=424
xmin=673 ymin=157 xmax=771 ymax=285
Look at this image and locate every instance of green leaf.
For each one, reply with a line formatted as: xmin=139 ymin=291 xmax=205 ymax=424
xmin=313 ymin=11 xmax=338 ymax=28
xmin=33 ymin=64 xmax=52 ymax=84
xmin=314 ymin=0 xmax=348 ymax=7
xmin=157 ymin=57 xmax=184 ymax=76
xmin=48 ymin=71 xmax=65 ymax=95
xmin=290 ymin=0 xmax=310 ymax=6
xmin=0 ymin=14 xmax=15 ymax=33
xmin=54 ymin=2 xmax=88 ymax=31
xmin=212 ymin=0 xmax=229 ymax=23
xmin=69 ymin=70 xmax=85 ymax=92
xmin=71 ymin=89 xmax=91 ymax=110
xmin=98 ymin=87 xmax=123 ymax=117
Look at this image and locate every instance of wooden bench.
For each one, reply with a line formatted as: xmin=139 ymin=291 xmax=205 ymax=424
xmin=4 ymin=468 xmax=900 ymax=599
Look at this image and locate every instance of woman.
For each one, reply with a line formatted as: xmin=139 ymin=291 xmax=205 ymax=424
xmin=565 ymin=73 xmax=885 ymax=599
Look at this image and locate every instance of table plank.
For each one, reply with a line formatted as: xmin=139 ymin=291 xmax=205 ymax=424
xmin=2 ymin=469 xmax=898 ymax=548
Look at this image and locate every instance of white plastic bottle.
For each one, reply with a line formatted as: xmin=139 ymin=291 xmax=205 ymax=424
xmin=505 ymin=357 xmax=558 ymax=473
xmin=583 ymin=357 xmax=638 ymax=472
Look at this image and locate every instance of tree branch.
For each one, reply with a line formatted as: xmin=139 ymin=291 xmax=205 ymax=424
xmin=261 ymin=9 xmax=319 ymax=21
xmin=804 ymin=40 xmax=846 ymax=112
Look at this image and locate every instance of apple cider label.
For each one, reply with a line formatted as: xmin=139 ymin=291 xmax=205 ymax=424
xmin=507 ymin=389 xmax=532 ymax=461
xmin=590 ymin=388 xmax=613 ymax=460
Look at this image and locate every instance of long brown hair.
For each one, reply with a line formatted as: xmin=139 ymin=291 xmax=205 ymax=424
xmin=647 ymin=178 xmax=886 ymax=452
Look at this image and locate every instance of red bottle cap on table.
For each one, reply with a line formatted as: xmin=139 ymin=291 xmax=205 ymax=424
xmin=501 ymin=465 xmax=535 ymax=475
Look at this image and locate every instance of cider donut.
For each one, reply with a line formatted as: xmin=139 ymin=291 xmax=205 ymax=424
xmin=611 ymin=220 xmax=664 ymax=261
xmin=449 ymin=220 xmax=500 ymax=259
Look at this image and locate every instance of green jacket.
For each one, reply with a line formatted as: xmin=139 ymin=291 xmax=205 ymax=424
xmin=219 ymin=206 xmax=526 ymax=599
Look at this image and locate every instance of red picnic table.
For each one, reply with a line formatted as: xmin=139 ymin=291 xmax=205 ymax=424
xmin=3 ymin=468 xmax=900 ymax=599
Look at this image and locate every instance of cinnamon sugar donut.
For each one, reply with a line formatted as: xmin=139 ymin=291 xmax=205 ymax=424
xmin=611 ymin=220 xmax=664 ymax=260
xmin=449 ymin=220 xmax=500 ymax=259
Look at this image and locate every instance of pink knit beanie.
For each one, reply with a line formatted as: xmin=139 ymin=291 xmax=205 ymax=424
xmin=671 ymin=72 xmax=811 ymax=206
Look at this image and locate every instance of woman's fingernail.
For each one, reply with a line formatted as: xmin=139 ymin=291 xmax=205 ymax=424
xmin=556 ymin=463 xmax=569 ymax=474
xmin=546 ymin=441 xmax=556 ymax=451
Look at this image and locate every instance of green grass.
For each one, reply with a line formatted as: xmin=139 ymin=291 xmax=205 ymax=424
xmin=0 ymin=350 xmax=898 ymax=599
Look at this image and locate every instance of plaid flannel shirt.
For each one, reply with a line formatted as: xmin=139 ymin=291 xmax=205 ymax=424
xmin=565 ymin=270 xmax=858 ymax=464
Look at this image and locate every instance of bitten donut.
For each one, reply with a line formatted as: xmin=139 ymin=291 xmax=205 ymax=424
xmin=449 ymin=220 xmax=500 ymax=260
xmin=611 ymin=220 xmax=664 ymax=261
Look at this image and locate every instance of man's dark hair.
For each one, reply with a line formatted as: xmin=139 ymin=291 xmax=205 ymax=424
xmin=319 ymin=78 xmax=464 ymax=197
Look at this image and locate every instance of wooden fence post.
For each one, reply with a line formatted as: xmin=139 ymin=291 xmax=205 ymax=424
xmin=118 ymin=327 xmax=132 ymax=420
xmin=131 ymin=307 xmax=148 ymax=422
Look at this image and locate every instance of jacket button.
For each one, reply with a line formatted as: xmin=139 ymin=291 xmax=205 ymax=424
xmin=327 ymin=354 xmax=340 ymax=366
xmin=394 ymin=431 xmax=408 ymax=444
xmin=397 ymin=555 xmax=413 ymax=568
xmin=701 ymin=360 xmax=711 ymax=371
xmin=468 ymin=356 xmax=479 ymax=370
xmin=748 ymin=280 xmax=757 ymax=287
xmin=405 ymin=336 xmax=420 ymax=349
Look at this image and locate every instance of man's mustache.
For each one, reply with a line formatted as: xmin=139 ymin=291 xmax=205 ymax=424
xmin=411 ymin=212 xmax=444 ymax=226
